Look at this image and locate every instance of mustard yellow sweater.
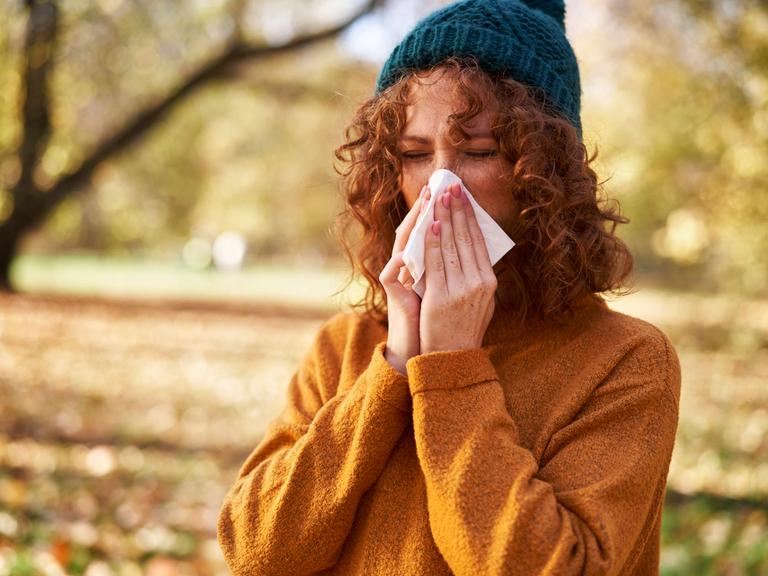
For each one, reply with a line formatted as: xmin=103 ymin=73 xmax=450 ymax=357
xmin=218 ymin=295 xmax=681 ymax=575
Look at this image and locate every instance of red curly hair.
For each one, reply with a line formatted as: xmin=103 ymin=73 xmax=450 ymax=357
xmin=332 ymin=57 xmax=634 ymax=328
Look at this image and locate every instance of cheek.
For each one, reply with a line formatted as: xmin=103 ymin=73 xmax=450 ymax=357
xmin=400 ymin=165 xmax=432 ymax=206
xmin=460 ymin=165 xmax=502 ymax=203
xmin=461 ymin=167 xmax=516 ymax=228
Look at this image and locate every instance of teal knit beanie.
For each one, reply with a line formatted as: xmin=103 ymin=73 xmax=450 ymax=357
xmin=375 ymin=0 xmax=583 ymax=141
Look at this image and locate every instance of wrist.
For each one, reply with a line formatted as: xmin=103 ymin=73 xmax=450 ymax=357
xmin=384 ymin=346 xmax=407 ymax=376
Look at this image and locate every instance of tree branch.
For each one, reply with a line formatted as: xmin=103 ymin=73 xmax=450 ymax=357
xmin=21 ymin=0 xmax=382 ymax=228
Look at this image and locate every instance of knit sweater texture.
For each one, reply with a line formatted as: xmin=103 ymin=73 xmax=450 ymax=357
xmin=218 ymin=294 xmax=681 ymax=575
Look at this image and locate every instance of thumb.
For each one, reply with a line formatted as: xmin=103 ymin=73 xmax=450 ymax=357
xmin=380 ymin=251 xmax=415 ymax=296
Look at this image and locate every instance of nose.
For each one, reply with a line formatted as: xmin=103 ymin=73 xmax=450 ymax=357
xmin=434 ymin=150 xmax=461 ymax=175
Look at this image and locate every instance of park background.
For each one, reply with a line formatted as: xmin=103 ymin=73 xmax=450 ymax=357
xmin=1 ymin=0 xmax=767 ymax=574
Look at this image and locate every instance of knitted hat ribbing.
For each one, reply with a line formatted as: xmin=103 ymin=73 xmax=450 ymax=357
xmin=375 ymin=0 xmax=583 ymax=141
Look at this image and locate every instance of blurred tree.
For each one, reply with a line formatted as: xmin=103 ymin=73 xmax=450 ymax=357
xmin=0 ymin=0 xmax=380 ymax=289
xmin=593 ymin=0 xmax=768 ymax=296
xmin=4 ymin=0 xmax=764 ymax=298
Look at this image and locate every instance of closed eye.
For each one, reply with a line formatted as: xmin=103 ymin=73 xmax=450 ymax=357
xmin=400 ymin=151 xmax=430 ymax=161
xmin=464 ymin=150 xmax=498 ymax=158
xmin=400 ymin=150 xmax=497 ymax=161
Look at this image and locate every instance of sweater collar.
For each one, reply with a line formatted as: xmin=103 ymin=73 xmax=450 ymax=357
xmin=481 ymin=293 xmax=608 ymax=348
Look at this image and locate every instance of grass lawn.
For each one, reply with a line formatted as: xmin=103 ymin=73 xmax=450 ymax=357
xmin=10 ymin=252 xmax=366 ymax=311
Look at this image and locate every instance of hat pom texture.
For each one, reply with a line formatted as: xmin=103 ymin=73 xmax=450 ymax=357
xmin=521 ymin=0 xmax=565 ymax=28
xmin=375 ymin=0 xmax=582 ymax=140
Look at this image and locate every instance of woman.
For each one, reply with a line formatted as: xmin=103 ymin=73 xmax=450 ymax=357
xmin=218 ymin=1 xmax=681 ymax=575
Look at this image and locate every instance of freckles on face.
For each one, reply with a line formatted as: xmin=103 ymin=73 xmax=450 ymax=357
xmin=396 ymin=71 xmax=517 ymax=230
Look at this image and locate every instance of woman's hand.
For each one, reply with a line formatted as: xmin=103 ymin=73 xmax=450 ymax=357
xmin=379 ymin=185 xmax=431 ymax=374
xmin=420 ymin=183 xmax=497 ymax=354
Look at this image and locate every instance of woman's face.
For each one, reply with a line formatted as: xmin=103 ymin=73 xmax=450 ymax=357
xmin=398 ymin=69 xmax=517 ymax=233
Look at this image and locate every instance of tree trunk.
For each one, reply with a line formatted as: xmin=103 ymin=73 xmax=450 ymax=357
xmin=0 ymin=229 xmax=20 ymax=291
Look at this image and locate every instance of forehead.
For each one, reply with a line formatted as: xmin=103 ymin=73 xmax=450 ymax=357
xmin=403 ymin=69 xmax=497 ymax=133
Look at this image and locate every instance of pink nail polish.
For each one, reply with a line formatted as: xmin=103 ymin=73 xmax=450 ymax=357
xmin=441 ymin=193 xmax=451 ymax=208
xmin=450 ymin=184 xmax=461 ymax=198
xmin=461 ymin=189 xmax=469 ymax=206
xmin=431 ymin=221 xmax=440 ymax=235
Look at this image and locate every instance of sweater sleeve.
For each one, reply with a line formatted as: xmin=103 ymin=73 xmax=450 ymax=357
xmin=404 ymin=329 xmax=681 ymax=576
xmin=217 ymin=315 xmax=412 ymax=576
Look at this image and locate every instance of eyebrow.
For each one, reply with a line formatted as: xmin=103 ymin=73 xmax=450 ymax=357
xmin=400 ymin=132 xmax=496 ymax=143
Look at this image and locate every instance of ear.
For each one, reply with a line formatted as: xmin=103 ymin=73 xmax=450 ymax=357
xmin=519 ymin=0 xmax=566 ymax=30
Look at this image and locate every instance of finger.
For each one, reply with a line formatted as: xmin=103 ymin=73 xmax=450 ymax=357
xmin=420 ymin=186 xmax=432 ymax=214
xmin=447 ymin=183 xmax=480 ymax=278
xmin=424 ymin=219 xmax=447 ymax=296
xmin=380 ymin=250 xmax=415 ymax=296
xmin=397 ymin=264 xmax=414 ymax=287
xmin=464 ymin=191 xmax=494 ymax=273
xmin=394 ymin=185 xmax=428 ymax=253
xmin=434 ymin=189 xmax=463 ymax=294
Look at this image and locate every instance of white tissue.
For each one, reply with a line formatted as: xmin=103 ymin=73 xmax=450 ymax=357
xmin=401 ymin=168 xmax=516 ymax=298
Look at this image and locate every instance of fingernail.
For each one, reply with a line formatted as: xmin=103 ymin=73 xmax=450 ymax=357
xmin=441 ymin=193 xmax=451 ymax=208
xmin=431 ymin=221 xmax=440 ymax=235
xmin=450 ymin=184 xmax=460 ymax=198
xmin=461 ymin=189 xmax=469 ymax=206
